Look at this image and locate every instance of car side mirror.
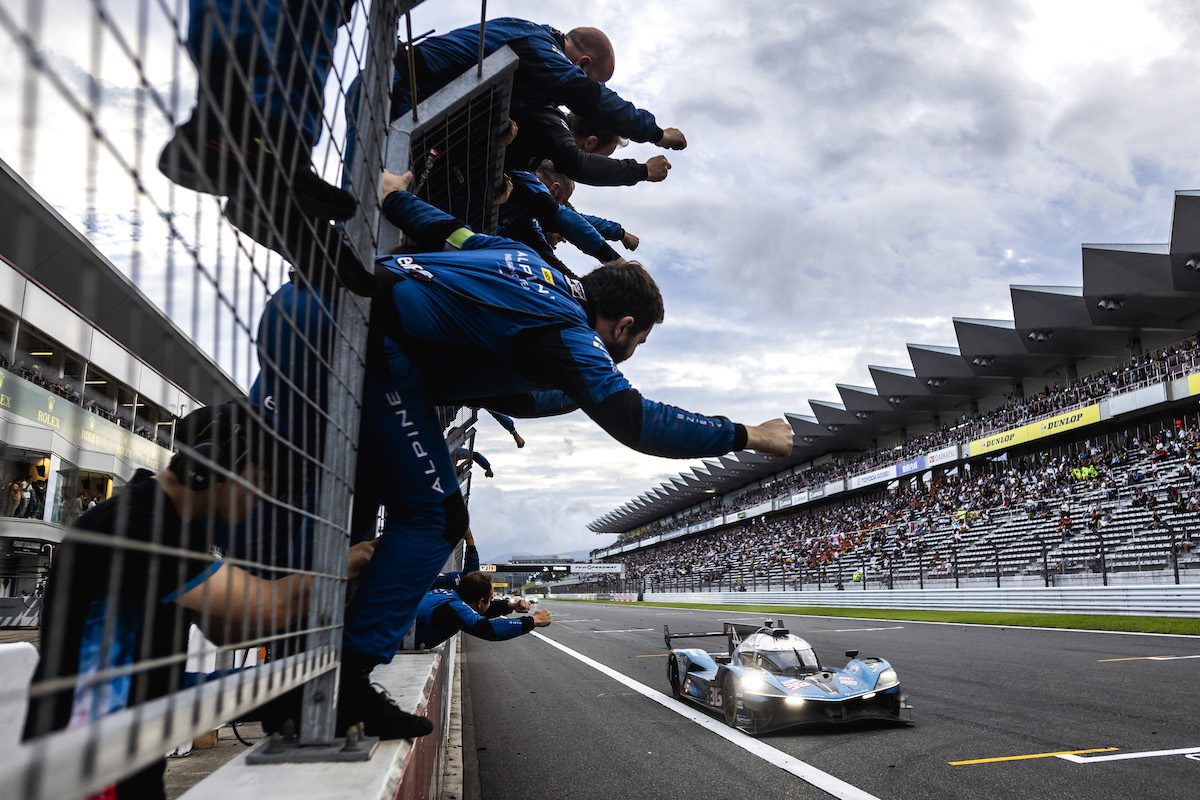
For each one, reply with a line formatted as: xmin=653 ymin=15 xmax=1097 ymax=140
xmin=845 ymin=650 xmax=859 ymax=659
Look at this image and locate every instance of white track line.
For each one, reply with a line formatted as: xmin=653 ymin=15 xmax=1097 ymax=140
xmin=531 ymin=631 xmax=882 ymax=800
xmin=552 ymin=602 xmax=1200 ymax=639
xmin=590 ymin=628 xmax=655 ymax=634
xmin=1057 ymin=746 xmax=1200 ymax=763
xmin=812 ymin=626 xmax=905 ymax=633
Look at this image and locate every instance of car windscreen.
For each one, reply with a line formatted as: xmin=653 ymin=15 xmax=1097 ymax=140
xmin=760 ymin=647 xmax=819 ymax=673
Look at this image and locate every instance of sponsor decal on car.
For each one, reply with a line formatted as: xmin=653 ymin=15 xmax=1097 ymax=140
xmin=707 ymin=686 xmax=723 ymax=708
xmin=837 ymin=676 xmax=859 ymax=687
xmin=782 ymin=679 xmax=809 ymax=691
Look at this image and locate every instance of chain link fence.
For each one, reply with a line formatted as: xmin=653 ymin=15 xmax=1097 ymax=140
xmin=0 ymin=1 xmax=510 ymax=796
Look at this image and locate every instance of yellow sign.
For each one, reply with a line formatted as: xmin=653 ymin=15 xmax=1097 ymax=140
xmin=493 ymin=582 xmax=509 ymax=589
xmin=969 ymin=404 xmax=1101 ymax=457
xmin=481 ymin=564 xmax=497 ymax=572
xmin=1188 ymin=373 xmax=1200 ymax=397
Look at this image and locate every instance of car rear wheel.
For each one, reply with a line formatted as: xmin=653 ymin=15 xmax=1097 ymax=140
xmin=722 ymin=674 xmax=738 ymax=728
xmin=667 ymin=655 xmax=682 ymax=699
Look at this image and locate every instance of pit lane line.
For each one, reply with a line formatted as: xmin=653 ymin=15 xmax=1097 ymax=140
xmin=530 ymin=631 xmax=882 ymax=800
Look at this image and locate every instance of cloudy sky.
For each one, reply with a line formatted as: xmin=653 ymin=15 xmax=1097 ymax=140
xmin=4 ymin=1 xmax=1200 ymax=561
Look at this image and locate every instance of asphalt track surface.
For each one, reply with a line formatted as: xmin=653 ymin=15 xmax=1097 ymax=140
xmin=464 ymin=599 xmax=1200 ymax=800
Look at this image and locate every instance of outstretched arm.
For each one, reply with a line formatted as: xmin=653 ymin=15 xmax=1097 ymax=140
xmin=511 ymin=326 xmax=793 ymax=459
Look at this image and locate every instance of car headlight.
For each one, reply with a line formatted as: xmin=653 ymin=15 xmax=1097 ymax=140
xmin=875 ymin=668 xmax=899 ymax=689
xmin=739 ymin=672 xmax=769 ymax=693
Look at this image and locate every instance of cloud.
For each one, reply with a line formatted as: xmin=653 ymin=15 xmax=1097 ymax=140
xmin=5 ymin=0 xmax=1200 ymax=561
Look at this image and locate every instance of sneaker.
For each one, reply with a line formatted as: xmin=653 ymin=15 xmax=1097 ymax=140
xmin=337 ymin=673 xmax=433 ymax=740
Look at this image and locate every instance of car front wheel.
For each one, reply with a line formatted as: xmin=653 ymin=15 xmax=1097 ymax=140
xmin=667 ymin=655 xmax=682 ymax=699
xmin=722 ymin=674 xmax=738 ymax=728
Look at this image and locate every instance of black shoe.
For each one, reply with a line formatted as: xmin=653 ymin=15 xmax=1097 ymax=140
xmin=159 ymin=115 xmax=357 ymax=221
xmin=337 ymin=668 xmax=433 ymax=740
xmin=157 ymin=115 xmax=240 ymax=197
xmin=223 ymin=197 xmax=375 ymax=296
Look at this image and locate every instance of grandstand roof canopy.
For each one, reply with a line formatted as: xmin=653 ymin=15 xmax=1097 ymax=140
xmin=590 ymin=190 xmax=1200 ymax=534
xmin=0 ymin=159 xmax=241 ymax=406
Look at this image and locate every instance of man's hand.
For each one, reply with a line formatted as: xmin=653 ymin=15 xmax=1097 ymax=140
xmin=657 ymin=127 xmax=687 ymax=150
xmin=464 ymin=528 xmax=475 ymax=547
xmin=531 ymin=609 xmax=552 ymax=627
xmin=744 ymin=418 xmax=794 ymax=457
xmin=496 ymin=118 xmax=519 ymax=147
xmin=491 ymin=175 xmax=513 ymax=206
xmin=645 ymin=155 xmax=671 ymax=181
xmin=485 ymin=468 xmax=495 ymax=478
xmin=621 ymin=231 xmax=640 ymax=251
xmin=510 ymin=597 xmax=531 ymax=613
xmin=380 ymin=169 xmax=414 ymax=199
xmin=512 ymin=432 xmax=526 ymax=449
xmin=347 ymin=540 xmax=377 ymax=579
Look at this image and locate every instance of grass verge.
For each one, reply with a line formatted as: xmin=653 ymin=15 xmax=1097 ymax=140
xmin=550 ymin=598 xmax=1200 ymax=635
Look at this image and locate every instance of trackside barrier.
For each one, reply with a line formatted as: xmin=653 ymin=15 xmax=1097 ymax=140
xmin=179 ymin=636 xmax=458 ymax=800
xmin=553 ymin=586 xmax=1200 ymax=618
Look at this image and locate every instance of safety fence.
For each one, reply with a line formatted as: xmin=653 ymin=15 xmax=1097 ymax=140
xmin=0 ymin=0 xmax=503 ymax=797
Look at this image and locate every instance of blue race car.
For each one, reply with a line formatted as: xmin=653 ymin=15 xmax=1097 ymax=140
xmin=665 ymin=620 xmax=913 ymax=734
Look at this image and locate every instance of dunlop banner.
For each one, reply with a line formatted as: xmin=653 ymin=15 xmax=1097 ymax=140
xmin=1189 ymin=373 xmax=1200 ymax=397
xmin=969 ymin=404 xmax=1101 ymax=457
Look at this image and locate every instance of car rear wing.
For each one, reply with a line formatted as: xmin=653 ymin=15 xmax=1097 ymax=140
xmin=663 ymin=624 xmax=725 ymax=649
xmin=665 ymin=620 xmax=785 ymax=652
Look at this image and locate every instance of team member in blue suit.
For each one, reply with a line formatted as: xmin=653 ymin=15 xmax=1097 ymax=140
xmin=414 ymin=572 xmax=551 ymax=650
xmin=485 ymin=409 xmax=526 ymax=448
xmin=160 ymin=0 xmax=356 ymax=220
xmin=326 ymin=170 xmax=793 ymax=738
xmin=497 ymin=166 xmax=620 ymax=270
xmin=382 ymin=18 xmax=687 ymax=149
xmin=580 ymin=211 xmax=639 ymax=253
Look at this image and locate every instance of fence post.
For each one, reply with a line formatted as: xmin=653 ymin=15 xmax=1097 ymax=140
xmin=1168 ymin=524 xmax=1181 ymax=585
xmin=918 ymin=553 xmax=924 ymax=590
xmin=1096 ymin=529 xmax=1108 ymax=587
xmin=1040 ymin=537 xmax=1050 ymax=588
xmin=952 ymin=546 xmax=959 ymax=589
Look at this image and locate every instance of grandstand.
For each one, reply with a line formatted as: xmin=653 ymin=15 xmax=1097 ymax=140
xmin=588 ymin=192 xmax=1200 ymax=593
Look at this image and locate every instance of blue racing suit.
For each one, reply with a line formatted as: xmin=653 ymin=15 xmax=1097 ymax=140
xmin=382 ymin=18 xmax=663 ymax=143
xmin=498 ymin=171 xmax=619 ymax=265
xmin=414 ymin=589 xmax=533 ymax=650
xmin=429 ymin=543 xmax=481 ymax=592
xmin=186 ymin=0 xmax=348 ymax=146
xmin=580 ymin=213 xmax=626 ymax=242
xmin=487 ymin=410 xmax=518 ymax=433
xmin=254 ymin=190 xmax=746 ymax=663
xmin=452 ymin=448 xmax=493 ymax=472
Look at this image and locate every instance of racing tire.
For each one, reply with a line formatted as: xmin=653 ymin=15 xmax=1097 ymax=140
xmin=667 ymin=655 xmax=682 ymax=700
xmin=722 ymin=674 xmax=738 ymax=728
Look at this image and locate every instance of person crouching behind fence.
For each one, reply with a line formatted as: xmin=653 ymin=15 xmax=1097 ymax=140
xmin=22 ymin=401 xmax=375 ymax=800
xmin=414 ymin=571 xmax=550 ymax=650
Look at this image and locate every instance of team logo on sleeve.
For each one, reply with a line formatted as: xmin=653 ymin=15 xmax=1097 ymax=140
xmin=592 ymin=335 xmax=616 ymax=367
xmin=541 ymin=267 xmax=555 ymax=285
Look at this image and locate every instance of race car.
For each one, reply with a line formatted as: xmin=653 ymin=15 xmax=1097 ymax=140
xmin=665 ymin=619 xmax=913 ymax=734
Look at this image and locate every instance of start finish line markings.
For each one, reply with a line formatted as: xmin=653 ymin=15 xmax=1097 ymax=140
xmin=1096 ymin=654 xmax=1200 ymax=663
xmin=531 ymin=632 xmax=882 ymax=800
xmin=949 ymin=748 xmax=1117 ymax=766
